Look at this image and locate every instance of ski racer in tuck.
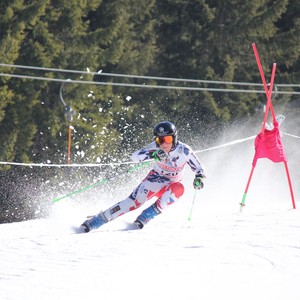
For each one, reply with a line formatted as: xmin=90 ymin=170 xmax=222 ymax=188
xmin=80 ymin=121 xmax=206 ymax=232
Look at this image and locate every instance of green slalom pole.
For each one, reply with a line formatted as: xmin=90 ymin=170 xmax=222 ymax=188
xmin=52 ymin=160 xmax=152 ymax=203
xmin=188 ymin=189 xmax=198 ymax=221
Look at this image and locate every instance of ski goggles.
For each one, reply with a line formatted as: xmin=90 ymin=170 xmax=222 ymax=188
xmin=155 ymin=135 xmax=173 ymax=145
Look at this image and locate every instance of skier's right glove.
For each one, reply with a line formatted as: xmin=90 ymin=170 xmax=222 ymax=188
xmin=193 ymin=174 xmax=205 ymax=190
xmin=150 ymin=150 xmax=168 ymax=162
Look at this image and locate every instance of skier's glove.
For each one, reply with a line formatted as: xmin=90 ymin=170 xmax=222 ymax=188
xmin=150 ymin=150 xmax=168 ymax=162
xmin=193 ymin=174 xmax=205 ymax=190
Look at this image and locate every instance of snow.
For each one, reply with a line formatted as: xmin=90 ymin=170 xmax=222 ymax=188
xmin=1 ymin=131 xmax=300 ymax=300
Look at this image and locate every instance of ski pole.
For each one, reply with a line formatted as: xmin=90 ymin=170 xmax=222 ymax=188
xmin=52 ymin=160 xmax=152 ymax=203
xmin=188 ymin=189 xmax=198 ymax=221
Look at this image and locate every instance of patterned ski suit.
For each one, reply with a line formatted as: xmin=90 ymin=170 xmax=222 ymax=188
xmin=102 ymin=141 xmax=205 ymax=222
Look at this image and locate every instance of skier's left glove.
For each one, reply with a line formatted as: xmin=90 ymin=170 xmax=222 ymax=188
xmin=193 ymin=174 xmax=205 ymax=190
xmin=150 ymin=150 xmax=168 ymax=162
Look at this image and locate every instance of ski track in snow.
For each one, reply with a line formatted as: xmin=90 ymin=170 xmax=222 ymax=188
xmin=1 ymin=202 xmax=300 ymax=300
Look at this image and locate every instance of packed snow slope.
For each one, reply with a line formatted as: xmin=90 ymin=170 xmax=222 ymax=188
xmin=1 ymin=120 xmax=300 ymax=300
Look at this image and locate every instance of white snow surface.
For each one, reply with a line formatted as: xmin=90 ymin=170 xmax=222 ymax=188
xmin=1 ymin=132 xmax=300 ymax=300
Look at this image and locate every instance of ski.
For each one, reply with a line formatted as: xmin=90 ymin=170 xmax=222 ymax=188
xmin=71 ymin=225 xmax=87 ymax=234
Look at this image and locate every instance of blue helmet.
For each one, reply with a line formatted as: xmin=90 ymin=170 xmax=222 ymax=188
xmin=153 ymin=121 xmax=178 ymax=145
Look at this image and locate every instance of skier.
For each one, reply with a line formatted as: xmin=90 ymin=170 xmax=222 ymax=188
xmin=79 ymin=121 xmax=206 ymax=232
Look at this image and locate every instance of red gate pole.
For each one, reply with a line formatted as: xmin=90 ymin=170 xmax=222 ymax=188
xmin=252 ymin=43 xmax=276 ymax=129
xmin=240 ymin=165 xmax=255 ymax=209
xmin=284 ymin=161 xmax=296 ymax=209
xmin=240 ymin=44 xmax=276 ymax=210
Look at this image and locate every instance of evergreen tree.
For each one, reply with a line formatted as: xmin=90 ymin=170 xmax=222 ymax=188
xmin=1 ymin=0 xmax=298 ymax=167
xmin=0 ymin=1 xmax=50 ymax=167
xmin=88 ymin=0 xmax=158 ymax=149
xmin=151 ymin=0 xmax=296 ymax=127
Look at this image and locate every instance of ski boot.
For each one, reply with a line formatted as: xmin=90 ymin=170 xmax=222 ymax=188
xmin=80 ymin=211 xmax=108 ymax=233
xmin=134 ymin=203 xmax=161 ymax=229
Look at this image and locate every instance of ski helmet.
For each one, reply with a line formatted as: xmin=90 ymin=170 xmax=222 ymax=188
xmin=153 ymin=121 xmax=178 ymax=146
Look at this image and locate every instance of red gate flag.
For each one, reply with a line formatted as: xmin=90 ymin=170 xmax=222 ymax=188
xmin=252 ymin=121 xmax=287 ymax=167
xmin=240 ymin=43 xmax=295 ymax=209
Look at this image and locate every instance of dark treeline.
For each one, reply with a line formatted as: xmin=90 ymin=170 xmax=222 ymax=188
xmin=0 ymin=0 xmax=299 ymax=222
